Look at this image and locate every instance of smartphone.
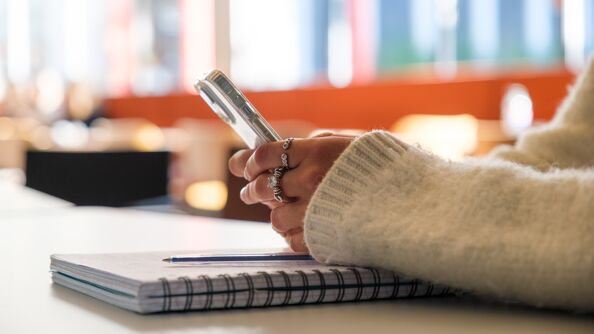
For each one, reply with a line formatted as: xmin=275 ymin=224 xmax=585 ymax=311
xmin=194 ymin=70 xmax=282 ymax=149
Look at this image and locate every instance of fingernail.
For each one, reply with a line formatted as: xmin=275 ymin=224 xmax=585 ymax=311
xmin=243 ymin=169 xmax=250 ymax=181
xmin=240 ymin=187 xmax=247 ymax=200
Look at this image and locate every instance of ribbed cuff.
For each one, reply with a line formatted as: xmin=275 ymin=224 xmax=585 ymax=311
xmin=303 ymin=130 xmax=409 ymax=264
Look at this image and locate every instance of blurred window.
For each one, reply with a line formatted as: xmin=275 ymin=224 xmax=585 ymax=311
xmin=0 ymin=0 xmax=593 ymax=97
xmin=377 ymin=0 xmax=436 ymax=70
xmin=131 ymin=0 xmax=180 ymax=95
xmin=229 ymin=0 xmax=303 ymax=90
xmin=229 ymin=0 xmax=330 ymax=90
xmin=0 ymin=0 xmax=6 ymax=100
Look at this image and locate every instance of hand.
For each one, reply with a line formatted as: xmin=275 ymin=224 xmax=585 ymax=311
xmin=228 ymin=133 xmax=354 ymax=251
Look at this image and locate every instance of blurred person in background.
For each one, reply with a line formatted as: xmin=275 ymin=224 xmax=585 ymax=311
xmin=2 ymin=82 xmax=38 ymax=118
xmin=63 ymin=82 xmax=105 ymax=126
xmin=229 ymin=57 xmax=594 ymax=311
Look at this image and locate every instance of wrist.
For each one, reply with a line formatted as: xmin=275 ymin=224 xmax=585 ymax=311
xmin=303 ymin=130 xmax=414 ymax=264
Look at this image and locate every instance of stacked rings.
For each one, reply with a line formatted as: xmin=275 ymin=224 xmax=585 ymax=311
xmin=270 ymin=167 xmax=286 ymax=202
xmin=267 ymin=137 xmax=294 ymax=202
xmin=280 ymin=137 xmax=293 ymax=168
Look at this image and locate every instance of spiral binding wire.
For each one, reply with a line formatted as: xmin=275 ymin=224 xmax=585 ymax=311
xmin=157 ymin=268 xmax=444 ymax=312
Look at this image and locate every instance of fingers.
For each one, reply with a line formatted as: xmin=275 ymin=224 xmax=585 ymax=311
xmin=310 ymin=131 xmax=335 ymax=138
xmin=228 ymin=149 xmax=253 ymax=177
xmin=234 ymin=136 xmax=353 ymax=205
xmin=269 ymin=201 xmax=307 ymax=234
xmin=240 ymin=167 xmax=318 ymax=205
xmin=261 ymin=200 xmax=283 ymax=210
xmin=244 ymin=140 xmax=308 ymax=181
xmin=281 ymin=166 xmax=324 ymax=198
xmin=231 ymin=136 xmax=353 ymax=181
xmin=284 ymin=228 xmax=308 ymax=252
xmin=310 ymin=131 xmax=356 ymax=139
xmin=240 ymin=173 xmax=295 ymax=205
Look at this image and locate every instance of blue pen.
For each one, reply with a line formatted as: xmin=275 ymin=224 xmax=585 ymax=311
xmin=162 ymin=253 xmax=314 ymax=263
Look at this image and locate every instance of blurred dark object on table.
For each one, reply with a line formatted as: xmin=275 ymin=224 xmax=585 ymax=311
xmin=25 ymin=151 xmax=169 ymax=206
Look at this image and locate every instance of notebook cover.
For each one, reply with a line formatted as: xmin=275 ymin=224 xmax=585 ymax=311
xmin=50 ymin=250 xmax=452 ymax=313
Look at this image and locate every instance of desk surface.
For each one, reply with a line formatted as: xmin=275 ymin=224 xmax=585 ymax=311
xmin=0 ymin=178 xmax=72 ymax=214
xmin=2 ymin=205 xmax=593 ymax=334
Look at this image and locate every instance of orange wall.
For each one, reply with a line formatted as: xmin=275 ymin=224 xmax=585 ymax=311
xmin=105 ymin=69 xmax=575 ymax=130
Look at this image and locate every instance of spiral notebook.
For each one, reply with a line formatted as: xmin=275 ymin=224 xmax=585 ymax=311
xmin=50 ymin=250 xmax=452 ymax=313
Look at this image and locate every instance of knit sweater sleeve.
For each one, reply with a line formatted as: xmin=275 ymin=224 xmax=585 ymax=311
xmin=303 ymin=60 xmax=594 ymax=311
xmin=488 ymin=57 xmax=594 ymax=170
xmin=304 ymin=131 xmax=594 ymax=311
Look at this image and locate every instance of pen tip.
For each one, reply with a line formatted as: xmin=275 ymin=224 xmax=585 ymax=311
xmin=162 ymin=258 xmax=170 ymax=262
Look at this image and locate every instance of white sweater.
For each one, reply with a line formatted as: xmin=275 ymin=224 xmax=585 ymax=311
xmin=304 ymin=59 xmax=594 ymax=311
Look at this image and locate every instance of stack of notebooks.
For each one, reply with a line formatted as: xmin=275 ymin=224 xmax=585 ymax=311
xmin=50 ymin=250 xmax=452 ymax=313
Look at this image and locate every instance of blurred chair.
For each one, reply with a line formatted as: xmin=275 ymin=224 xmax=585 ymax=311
xmin=222 ymin=145 xmax=271 ymax=222
xmin=392 ymin=114 xmax=479 ymax=160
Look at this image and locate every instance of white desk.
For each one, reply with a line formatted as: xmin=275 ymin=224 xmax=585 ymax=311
xmin=0 ymin=178 xmax=72 ymax=215
xmin=2 ymin=206 xmax=593 ymax=334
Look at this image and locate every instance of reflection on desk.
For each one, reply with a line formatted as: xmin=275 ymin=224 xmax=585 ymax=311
xmin=2 ymin=206 xmax=593 ymax=334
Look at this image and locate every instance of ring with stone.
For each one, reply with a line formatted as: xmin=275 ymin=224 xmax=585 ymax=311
xmin=267 ymin=174 xmax=280 ymax=190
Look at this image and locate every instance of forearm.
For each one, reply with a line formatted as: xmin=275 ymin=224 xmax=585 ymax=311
xmin=305 ymin=131 xmax=594 ymax=310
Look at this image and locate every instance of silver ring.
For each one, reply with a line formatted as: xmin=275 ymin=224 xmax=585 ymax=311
xmin=281 ymin=138 xmax=294 ymax=168
xmin=270 ymin=167 xmax=287 ymax=202
xmin=281 ymin=153 xmax=289 ymax=168
xmin=267 ymin=174 xmax=280 ymax=189
xmin=273 ymin=167 xmax=286 ymax=178
xmin=282 ymin=137 xmax=294 ymax=150
xmin=269 ymin=138 xmax=294 ymax=202
xmin=273 ymin=190 xmax=284 ymax=202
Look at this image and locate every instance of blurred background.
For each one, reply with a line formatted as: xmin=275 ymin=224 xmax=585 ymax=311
xmin=1 ymin=0 xmax=593 ymax=220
